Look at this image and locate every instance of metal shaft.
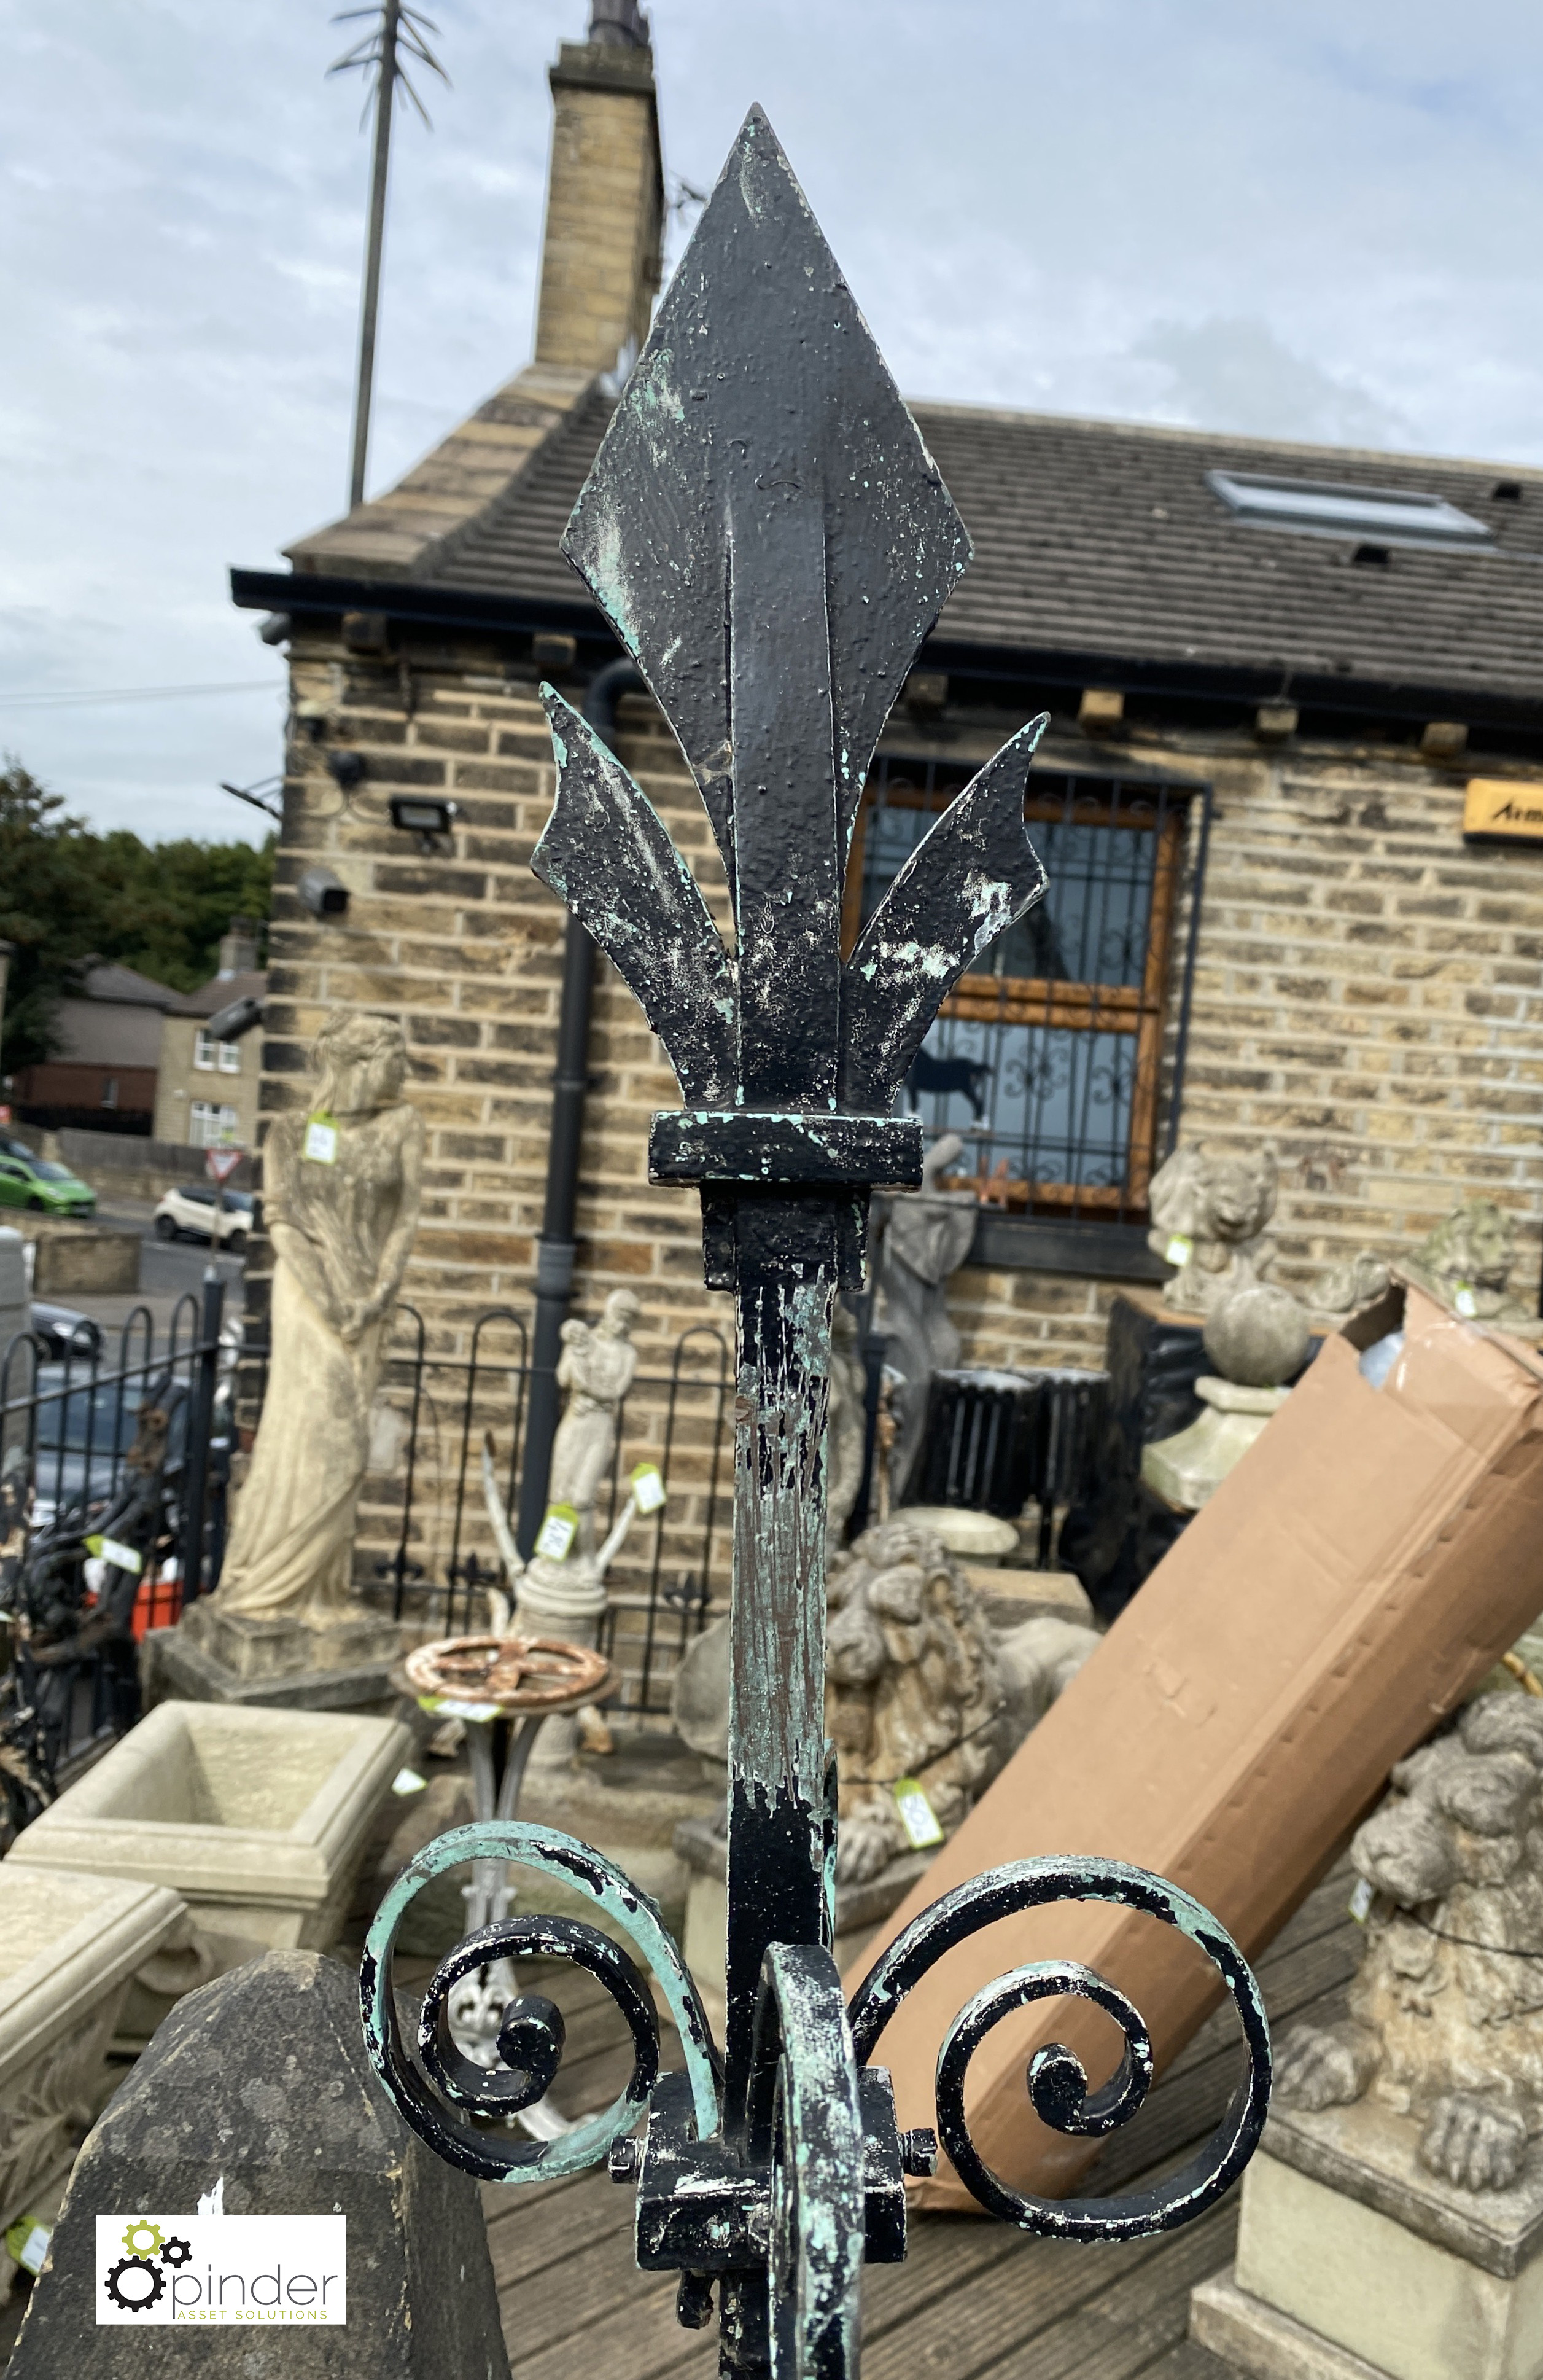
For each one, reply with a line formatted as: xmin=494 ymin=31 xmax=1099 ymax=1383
xmin=179 ymin=1270 xmax=225 ymax=1601
xmin=348 ymin=0 xmax=400 ymax=512
xmin=722 ymin=1219 xmax=836 ymax=2129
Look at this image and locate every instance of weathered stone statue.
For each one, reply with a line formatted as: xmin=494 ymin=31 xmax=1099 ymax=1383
xmin=1311 ymin=1247 xmax=1393 ymax=1317
xmin=1275 ymin=1693 xmax=1543 ymax=2189
xmin=873 ymin=1133 xmax=979 ymax=1497
xmin=825 ymin=1303 xmax=868 ymax=1553
xmin=671 ymin=1521 xmax=1099 ymax=2008
xmin=185 ymin=1012 xmax=422 ymax=1682
xmin=1399 ymin=1198 xmax=1543 ymax=1338
xmin=1148 ymin=1141 xmax=1278 ymax=1314
xmin=513 ymin=1287 xmax=642 ymax=1765
xmin=826 ymin=1516 xmax=1098 ymax=1884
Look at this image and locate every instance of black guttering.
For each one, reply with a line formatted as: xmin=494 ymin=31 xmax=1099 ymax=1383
xmin=231 ymin=567 xmax=620 ymax=653
xmin=231 ymin=567 xmax=1543 ymax=734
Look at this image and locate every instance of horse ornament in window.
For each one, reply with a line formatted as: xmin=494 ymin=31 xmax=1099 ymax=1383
xmin=360 ymin=106 xmax=1270 ymax=2380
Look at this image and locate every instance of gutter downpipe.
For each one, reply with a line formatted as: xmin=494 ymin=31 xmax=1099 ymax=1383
xmin=515 ymin=657 xmax=643 ymax=1557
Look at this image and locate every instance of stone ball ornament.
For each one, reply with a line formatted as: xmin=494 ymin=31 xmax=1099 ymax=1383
xmin=1202 ymin=1282 xmax=1313 ymax=1391
xmin=360 ymin=103 xmax=1272 ymax=2379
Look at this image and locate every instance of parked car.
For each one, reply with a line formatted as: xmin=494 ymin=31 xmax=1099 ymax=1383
xmin=27 ymin=1365 xmax=150 ymax=1519
xmin=153 ymin=1183 xmax=253 ymax=1250
xmin=0 ymin=1137 xmax=95 ymax=1218
xmin=28 ymin=1301 xmax=105 ymax=1362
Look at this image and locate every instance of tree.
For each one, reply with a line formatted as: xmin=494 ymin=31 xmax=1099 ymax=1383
xmin=0 ymin=756 xmax=274 ymax=1078
xmin=91 ymin=832 xmax=274 ymax=991
xmin=0 ymin=761 xmax=104 ymax=1074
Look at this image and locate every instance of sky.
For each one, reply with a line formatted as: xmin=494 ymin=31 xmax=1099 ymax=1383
xmin=2 ymin=0 xmax=1541 ymax=846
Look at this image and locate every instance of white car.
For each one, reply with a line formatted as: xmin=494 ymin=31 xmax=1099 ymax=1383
xmin=154 ymin=1183 xmax=254 ymax=1250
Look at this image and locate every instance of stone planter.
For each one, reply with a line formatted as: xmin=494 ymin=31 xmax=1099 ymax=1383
xmin=0 ymin=1867 xmax=184 ymax=2296
xmin=9 ymin=1701 xmax=410 ymax=1964
xmin=15 ymin=1217 xmax=141 ymax=1297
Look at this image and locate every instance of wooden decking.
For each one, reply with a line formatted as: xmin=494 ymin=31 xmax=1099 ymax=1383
xmin=482 ymin=1865 xmax=1360 ymax=2380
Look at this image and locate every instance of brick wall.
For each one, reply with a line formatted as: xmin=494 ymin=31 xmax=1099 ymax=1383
xmin=944 ymin=728 xmax=1543 ymax=1373
xmin=250 ymin=636 xmax=733 ymax=1628
xmin=249 ymin=634 xmax=1543 ymax=1607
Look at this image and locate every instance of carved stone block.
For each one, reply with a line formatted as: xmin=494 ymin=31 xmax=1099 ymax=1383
xmin=0 ymin=1868 xmax=184 ymax=2290
xmin=1192 ymin=2099 xmax=1543 ymax=2380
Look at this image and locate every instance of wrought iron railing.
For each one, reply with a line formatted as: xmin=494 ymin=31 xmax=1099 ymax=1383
xmin=352 ymin=1304 xmax=732 ymax=1713
xmin=0 ymin=1286 xmax=228 ymax=1782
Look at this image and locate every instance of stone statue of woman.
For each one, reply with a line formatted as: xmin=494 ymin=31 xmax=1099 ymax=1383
xmin=872 ymin=1133 xmax=978 ymax=1499
xmin=216 ymin=1010 xmax=424 ymax=1631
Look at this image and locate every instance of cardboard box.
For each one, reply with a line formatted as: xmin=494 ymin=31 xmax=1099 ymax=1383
xmin=847 ymin=1283 xmax=1543 ymax=2212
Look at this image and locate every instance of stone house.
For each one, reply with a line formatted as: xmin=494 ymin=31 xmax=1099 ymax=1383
xmin=10 ymin=961 xmax=179 ymax=1134
xmin=231 ymin=2 xmax=1543 ymax=1608
xmin=152 ymin=921 xmax=267 ymax=1152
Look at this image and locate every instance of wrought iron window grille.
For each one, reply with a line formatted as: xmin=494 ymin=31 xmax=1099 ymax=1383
xmin=848 ymin=757 xmax=1210 ymax=1227
xmin=361 ymin=106 xmax=1270 ymax=2380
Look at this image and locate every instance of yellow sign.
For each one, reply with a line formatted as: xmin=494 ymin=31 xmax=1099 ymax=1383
xmin=1463 ymin=779 xmax=1543 ymax=844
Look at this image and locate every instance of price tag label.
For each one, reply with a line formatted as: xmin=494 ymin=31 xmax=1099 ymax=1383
xmin=892 ymin=1776 xmax=944 ymax=1851
xmin=303 ymin=1112 xmax=339 ymax=1164
xmin=85 ymin=1534 xmax=142 ymax=1575
xmin=418 ymin=1695 xmax=499 ymax=1723
xmin=1453 ymin=1281 xmax=1479 ymax=1319
xmin=1164 ymin=1233 xmax=1194 ymax=1267
xmin=1348 ymin=1876 xmax=1375 ymax=1924
xmin=4 ymin=2215 xmax=49 ymax=2276
xmin=631 ymin=1462 xmax=666 ymax=1515
xmin=535 ymin=1502 xmax=578 ymax=1562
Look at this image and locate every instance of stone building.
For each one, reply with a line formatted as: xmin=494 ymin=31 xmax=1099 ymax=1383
xmin=152 ymin=921 xmax=267 ymax=1151
xmin=10 ymin=961 xmax=179 ymax=1134
xmin=231 ymin=1 xmax=1543 ymax=1609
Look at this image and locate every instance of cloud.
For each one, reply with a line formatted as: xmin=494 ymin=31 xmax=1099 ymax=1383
xmin=1130 ymin=316 xmax=1410 ymax=448
xmin=1 ymin=0 xmax=1540 ymax=841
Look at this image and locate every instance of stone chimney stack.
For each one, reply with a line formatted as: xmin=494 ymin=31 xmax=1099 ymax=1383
xmin=217 ymin=918 xmax=261 ymax=979
xmin=532 ymin=1 xmax=664 ymax=377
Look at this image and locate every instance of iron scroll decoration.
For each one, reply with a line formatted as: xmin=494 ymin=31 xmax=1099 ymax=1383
xmin=361 ymin=105 xmax=1271 ymax=2380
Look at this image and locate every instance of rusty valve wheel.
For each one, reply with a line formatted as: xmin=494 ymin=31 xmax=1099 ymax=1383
xmin=403 ymin=1633 xmax=615 ymax=1712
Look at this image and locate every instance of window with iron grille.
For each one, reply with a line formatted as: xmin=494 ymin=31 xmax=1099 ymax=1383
xmin=844 ymin=757 xmax=1208 ymax=1227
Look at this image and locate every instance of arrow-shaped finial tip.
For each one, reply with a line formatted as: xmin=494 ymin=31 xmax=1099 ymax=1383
xmin=734 ymin=102 xmax=792 ymax=171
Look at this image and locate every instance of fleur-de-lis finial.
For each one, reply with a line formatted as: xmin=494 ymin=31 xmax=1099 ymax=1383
xmin=533 ymin=106 xmax=1049 ymax=1281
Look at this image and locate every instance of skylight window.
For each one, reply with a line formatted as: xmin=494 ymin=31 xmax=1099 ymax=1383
xmin=1206 ymin=470 xmax=1493 ymax=550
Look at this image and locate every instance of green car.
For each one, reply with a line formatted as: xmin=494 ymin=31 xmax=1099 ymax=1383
xmin=0 ymin=1136 xmax=95 ymax=1217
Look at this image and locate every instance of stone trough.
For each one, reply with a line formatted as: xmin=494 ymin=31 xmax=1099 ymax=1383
xmin=9 ymin=1700 xmax=409 ymax=1969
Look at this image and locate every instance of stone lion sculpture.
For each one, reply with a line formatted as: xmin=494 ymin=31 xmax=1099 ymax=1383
xmin=1276 ymin=1693 xmax=1543 ymax=2190
xmin=826 ymin=1517 xmax=1099 ymax=1883
xmin=672 ymin=1521 xmax=1099 ymax=1887
xmin=1146 ymin=1143 xmax=1278 ymax=1315
xmin=1401 ymin=1198 xmax=1542 ymax=1338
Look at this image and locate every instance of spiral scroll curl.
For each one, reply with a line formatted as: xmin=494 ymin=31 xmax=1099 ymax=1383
xmin=847 ymin=1855 xmax=1271 ymax=2239
xmin=361 ymin=1821 xmax=721 ymax=2183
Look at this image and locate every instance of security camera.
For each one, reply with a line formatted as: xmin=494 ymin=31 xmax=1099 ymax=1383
xmin=297 ymin=866 xmax=349 ymax=918
xmin=207 ymin=994 xmax=265 ymax=1042
xmin=326 ymin=749 xmax=367 ymax=790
